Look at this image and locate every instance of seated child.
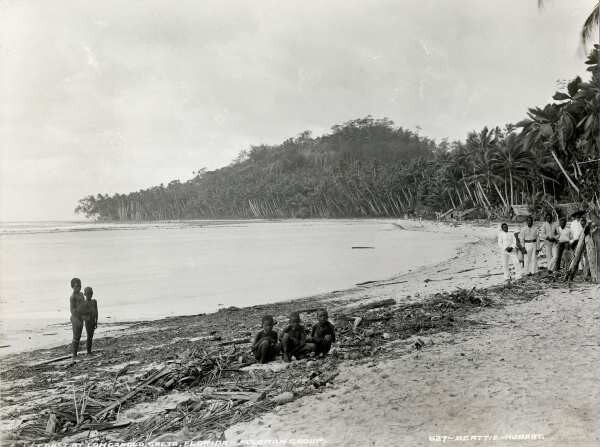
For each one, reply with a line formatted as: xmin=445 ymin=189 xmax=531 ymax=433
xmin=78 ymin=286 xmax=98 ymax=354
xmin=252 ymin=315 xmax=280 ymax=364
xmin=281 ymin=311 xmax=315 ymax=362
xmin=308 ymin=309 xmax=335 ymax=356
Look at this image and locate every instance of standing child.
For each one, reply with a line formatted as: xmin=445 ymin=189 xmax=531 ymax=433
xmin=81 ymin=287 xmax=98 ymax=354
xmin=252 ymin=315 xmax=280 ymax=364
xmin=308 ymin=309 xmax=335 ymax=356
xmin=281 ymin=311 xmax=315 ymax=362
xmin=69 ymin=278 xmax=85 ymax=360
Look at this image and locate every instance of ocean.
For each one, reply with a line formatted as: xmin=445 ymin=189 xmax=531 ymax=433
xmin=0 ymin=219 xmax=466 ymax=355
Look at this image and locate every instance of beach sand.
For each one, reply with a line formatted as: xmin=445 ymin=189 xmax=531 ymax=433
xmin=1 ymin=220 xmax=597 ymax=446
xmin=226 ymin=283 xmax=599 ymax=447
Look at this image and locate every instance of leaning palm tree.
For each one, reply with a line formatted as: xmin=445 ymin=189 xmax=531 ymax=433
xmin=538 ymin=1 xmax=599 ymax=47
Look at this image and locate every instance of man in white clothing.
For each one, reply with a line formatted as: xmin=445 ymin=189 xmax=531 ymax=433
xmin=541 ymin=212 xmax=558 ymax=272
xmin=520 ymin=216 xmax=540 ymax=275
xmin=554 ymin=217 xmax=572 ymax=271
xmin=570 ymin=215 xmax=584 ymax=246
xmin=498 ymin=223 xmax=521 ymax=281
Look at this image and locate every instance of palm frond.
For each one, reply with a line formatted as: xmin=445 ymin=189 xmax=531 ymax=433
xmin=581 ymin=2 xmax=600 ymax=47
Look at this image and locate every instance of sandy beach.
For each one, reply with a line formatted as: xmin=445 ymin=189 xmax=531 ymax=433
xmin=1 ymin=220 xmax=597 ymax=446
xmin=227 ymin=276 xmax=599 ymax=447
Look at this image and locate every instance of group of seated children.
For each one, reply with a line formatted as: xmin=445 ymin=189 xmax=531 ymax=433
xmin=252 ymin=309 xmax=335 ymax=363
xmin=69 ymin=277 xmax=99 ymax=361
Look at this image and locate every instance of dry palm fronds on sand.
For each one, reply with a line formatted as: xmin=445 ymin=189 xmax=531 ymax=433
xmin=0 ymin=273 xmax=587 ymax=445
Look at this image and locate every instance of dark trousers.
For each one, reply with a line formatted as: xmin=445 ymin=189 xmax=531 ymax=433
xmin=555 ymin=242 xmax=569 ymax=271
xmin=71 ymin=316 xmax=95 ymax=356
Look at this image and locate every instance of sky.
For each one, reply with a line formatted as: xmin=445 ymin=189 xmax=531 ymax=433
xmin=0 ymin=0 xmax=595 ymax=221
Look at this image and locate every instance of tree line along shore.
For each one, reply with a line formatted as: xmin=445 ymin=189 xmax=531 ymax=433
xmin=74 ymin=47 xmax=600 ymax=284
xmin=75 ymin=47 xmax=599 ymax=226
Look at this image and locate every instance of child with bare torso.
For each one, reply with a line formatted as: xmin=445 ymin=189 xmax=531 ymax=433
xmin=308 ymin=309 xmax=335 ymax=357
xmin=252 ymin=315 xmax=280 ymax=363
xmin=281 ymin=312 xmax=315 ymax=362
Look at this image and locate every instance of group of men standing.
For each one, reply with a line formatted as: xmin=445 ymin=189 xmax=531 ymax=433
xmin=498 ymin=213 xmax=588 ymax=281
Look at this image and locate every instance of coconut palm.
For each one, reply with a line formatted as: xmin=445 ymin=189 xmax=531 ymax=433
xmin=492 ymin=133 xmax=534 ymax=206
xmin=538 ymin=1 xmax=599 ymax=47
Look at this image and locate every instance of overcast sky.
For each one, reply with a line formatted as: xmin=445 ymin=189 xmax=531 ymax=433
xmin=0 ymin=0 xmax=594 ymax=221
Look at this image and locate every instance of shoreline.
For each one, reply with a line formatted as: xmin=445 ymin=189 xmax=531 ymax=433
xmin=4 ymin=219 xmax=590 ymax=445
xmin=0 ymin=218 xmax=486 ymax=358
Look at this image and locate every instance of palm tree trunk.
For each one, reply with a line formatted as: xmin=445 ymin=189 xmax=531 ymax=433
xmin=509 ymin=170 xmax=514 ymax=205
xmin=551 ymin=150 xmax=580 ymax=193
xmin=493 ymin=182 xmax=509 ymax=209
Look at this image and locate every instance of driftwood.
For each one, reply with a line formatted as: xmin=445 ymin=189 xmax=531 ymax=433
xmin=356 ymin=280 xmax=377 ymax=286
xmin=203 ymin=391 xmax=265 ymax=402
xmin=94 ymin=366 xmax=173 ymax=420
xmin=350 ymin=298 xmax=396 ymax=312
xmin=440 ymin=208 xmax=456 ymax=219
xmin=335 ymin=299 xmax=396 ymax=323
xmin=32 ymin=350 xmax=103 ymax=368
xmin=32 ymin=355 xmax=73 ymax=367
xmin=79 ymin=421 xmax=131 ymax=431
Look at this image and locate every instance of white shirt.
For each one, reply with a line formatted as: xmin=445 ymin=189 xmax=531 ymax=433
xmin=570 ymin=220 xmax=584 ymax=241
xmin=541 ymin=222 xmax=557 ymax=240
xmin=498 ymin=231 xmax=516 ymax=252
xmin=557 ymin=226 xmax=572 ymax=243
xmin=520 ymin=225 xmax=540 ymax=243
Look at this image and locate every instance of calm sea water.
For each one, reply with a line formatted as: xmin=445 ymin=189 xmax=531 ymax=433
xmin=0 ymin=219 xmax=465 ymax=355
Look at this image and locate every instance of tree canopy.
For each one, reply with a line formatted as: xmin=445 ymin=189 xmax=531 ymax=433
xmin=76 ymin=47 xmax=600 ymax=222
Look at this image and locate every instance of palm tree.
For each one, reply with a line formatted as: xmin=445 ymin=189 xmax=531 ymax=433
xmin=492 ymin=133 xmax=534 ymax=207
xmin=538 ymin=1 xmax=599 ymax=47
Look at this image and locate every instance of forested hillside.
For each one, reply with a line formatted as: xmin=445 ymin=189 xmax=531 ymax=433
xmin=76 ymin=46 xmax=600 ymax=221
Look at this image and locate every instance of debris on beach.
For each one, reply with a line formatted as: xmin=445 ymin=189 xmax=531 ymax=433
xmin=0 ymin=273 xmax=581 ymax=445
